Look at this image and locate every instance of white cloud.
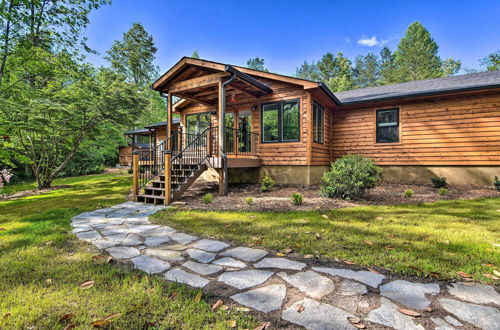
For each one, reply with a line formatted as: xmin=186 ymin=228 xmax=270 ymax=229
xmin=357 ymin=35 xmax=387 ymax=47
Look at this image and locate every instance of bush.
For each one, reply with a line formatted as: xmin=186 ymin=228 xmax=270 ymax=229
xmin=438 ymin=188 xmax=448 ymax=196
xmin=291 ymin=193 xmax=304 ymax=206
xmin=320 ymin=155 xmax=382 ymax=200
xmin=202 ymin=193 xmax=214 ymax=204
xmin=494 ymin=176 xmax=500 ymax=192
xmin=403 ymin=189 xmax=413 ymax=198
xmin=260 ymin=175 xmax=275 ymax=192
xmin=245 ymin=197 xmax=254 ymax=205
xmin=430 ymin=176 xmax=448 ymax=189
xmin=127 ymin=168 xmax=133 ymax=174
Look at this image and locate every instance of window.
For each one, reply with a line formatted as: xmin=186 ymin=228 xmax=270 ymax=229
xmin=313 ymin=102 xmax=324 ymax=143
xmin=376 ymin=108 xmax=399 ymax=143
xmin=261 ymin=99 xmax=300 ymax=143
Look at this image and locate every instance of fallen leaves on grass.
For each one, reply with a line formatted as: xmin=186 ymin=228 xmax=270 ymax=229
xmin=0 ymin=227 xmax=6 ymax=231
xmin=79 ymin=280 xmax=95 ymax=289
xmin=63 ymin=324 xmax=76 ymax=330
xmin=457 ymin=271 xmax=472 ymax=279
xmin=211 ymin=300 xmax=223 ymax=311
xmin=220 ymin=305 xmax=230 ymax=311
xmin=493 ymin=270 xmax=500 ymax=277
xmin=367 ymin=268 xmax=380 ymax=274
xmin=254 ymin=321 xmax=271 ymax=330
xmin=91 ymin=313 xmax=121 ymax=327
xmin=398 ymin=308 xmax=421 ymax=317
xmin=343 ymin=260 xmax=355 ymax=265
xmin=194 ymin=290 xmax=202 ymax=303
xmin=226 ymin=320 xmax=237 ymax=328
xmin=59 ymin=313 xmax=75 ymax=323
xmin=3 ymin=312 xmax=11 ymax=319
xmin=284 ymin=248 xmax=292 ymax=254
xmin=363 ymin=240 xmax=373 ymax=246
xmin=483 ymin=273 xmax=500 ymax=280
xmin=385 ymin=246 xmax=395 ymax=250
xmin=303 ymin=254 xmax=314 ymax=259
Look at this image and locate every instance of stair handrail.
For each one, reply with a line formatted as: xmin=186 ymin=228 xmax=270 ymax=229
xmin=138 ymin=131 xmax=179 ymax=190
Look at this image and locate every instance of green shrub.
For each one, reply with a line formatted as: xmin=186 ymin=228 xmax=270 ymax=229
xmin=245 ymin=197 xmax=254 ymax=205
xmin=260 ymin=175 xmax=275 ymax=192
xmin=127 ymin=168 xmax=133 ymax=174
xmin=291 ymin=193 xmax=304 ymax=206
xmin=494 ymin=176 xmax=500 ymax=192
xmin=438 ymin=188 xmax=448 ymax=196
xmin=202 ymin=193 xmax=214 ymax=204
xmin=430 ymin=176 xmax=448 ymax=189
xmin=403 ymin=189 xmax=414 ymax=198
xmin=320 ymin=155 xmax=382 ymax=200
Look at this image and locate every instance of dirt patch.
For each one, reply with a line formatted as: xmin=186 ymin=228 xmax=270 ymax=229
xmin=175 ymin=179 xmax=499 ymax=211
xmin=0 ymin=185 xmax=71 ymax=201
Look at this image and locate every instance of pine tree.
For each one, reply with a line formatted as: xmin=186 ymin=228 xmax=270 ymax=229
xmin=393 ymin=21 xmax=443 ymax=81
xmin=246 ymin=57 xmax=268 ymax=72
xmin=316 ymin=52 xmax=354 ymax=92
xmin=441 ymin=58 xmax=461 ymax=76
xmin=480 ymin=50 xmax=500 ymax=71
xmin=295 ymin=60 xmax=320 ymax=81
xmin=353 ymin=53 xmax=380 ymax=88
xmin=379 ymin=46 xmax=397 ymax=85
xmin=191 ymin=50 xmax=200 ymax=59
xmin=105 ymin=23 xmax=158 ymax=87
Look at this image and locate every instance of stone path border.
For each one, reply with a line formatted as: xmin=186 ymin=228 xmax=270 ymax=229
xmin=72 ymin=202 xmax=500 ymax=329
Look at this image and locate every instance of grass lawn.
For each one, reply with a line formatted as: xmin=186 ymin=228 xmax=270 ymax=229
xmin=151 ymin=198 xmax=500 ymax=283
xmin=0 ymin=173 xmax=256 ymax=329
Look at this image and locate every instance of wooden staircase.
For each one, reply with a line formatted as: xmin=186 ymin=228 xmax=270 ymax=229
xmin=134 ymin=127 xmax=213 ymax=205
xmin=136 ymin=163 xmax=207 ymax=204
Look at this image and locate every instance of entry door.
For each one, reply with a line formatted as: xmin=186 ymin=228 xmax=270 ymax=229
xmin=238 ymin=110 xmax=252 ymax=153
xmin=185 ymin=112 xmax=211 ymax=145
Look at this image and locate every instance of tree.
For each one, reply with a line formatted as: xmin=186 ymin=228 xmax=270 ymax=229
xmin=393 ymin=21 xmax=443 ymax=81
xmin=316 ymin=52 xmax=354 ymax=92
xmin=480 ymin=50 xmax=500 ymax=71
xmin=191 ymin=50 xmax=200 ymax=59
xmin=295 ymin=60 xmax=320 ymax=81
xmin=246 ymin=57 xmax=269 ymax=72
xmin=353 ymin=53 xmax=380 ymax=88
xmin=105 ymin=23 xmax=158 ymax=87
xmin=441 ymin=58 xmax=461 ymax=76
xmin=0 ymin=0 xmax=149 ymax=188
xmin=0 ymin=48 xmax=146 ymax=187
xmin=379 ymin=46 xmax=397 ymax=85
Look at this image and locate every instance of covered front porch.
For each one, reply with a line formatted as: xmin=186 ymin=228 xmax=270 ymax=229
xmin=132 ymin=58 xmax=275 ymax=204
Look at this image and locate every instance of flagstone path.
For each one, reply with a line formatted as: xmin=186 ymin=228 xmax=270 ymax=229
xmin=72 ymin=202 xmax=500 ymax=329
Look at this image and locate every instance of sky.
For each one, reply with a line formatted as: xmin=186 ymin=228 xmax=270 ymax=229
xmin=85 ymin=0 xmax=500 ymax=76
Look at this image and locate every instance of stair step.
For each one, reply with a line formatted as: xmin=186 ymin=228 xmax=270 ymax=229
xmin=137 ymin=194 xmax=165 ymax=200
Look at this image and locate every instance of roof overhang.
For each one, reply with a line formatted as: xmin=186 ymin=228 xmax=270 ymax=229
xmin=152 ymin=57 xmax=342 ymax=106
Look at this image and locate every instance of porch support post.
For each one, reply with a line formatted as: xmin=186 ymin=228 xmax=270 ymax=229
xmin=217 ymin=79 xmax=225 ymax=195
xmin=132 ymin=153 xmax=139 ymax=201
xmin=164 ymin=151 xmax=171 ymax=205
xmin=166 ymin=93 xmax=172 ymax=150
xmin=217 ymin=74 xmax=236 ymax=196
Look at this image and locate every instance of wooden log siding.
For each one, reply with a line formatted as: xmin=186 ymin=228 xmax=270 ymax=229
xmin=176 ymin=77 xmax=311 ymax=166
xmin=331 ymin=92 xmax=500 ymax=165
xmin=311 ymin=98 xmax=334 ymax=166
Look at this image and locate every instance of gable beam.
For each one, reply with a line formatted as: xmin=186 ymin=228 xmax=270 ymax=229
xmin=172 ymin=93 xmax=215 ymax=106
xmin=167 ymin=72 xmax=229 ymax=94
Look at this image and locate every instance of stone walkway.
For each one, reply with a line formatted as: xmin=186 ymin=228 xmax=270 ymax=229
xmin=72 ymin=202 xmax=500 ymax=330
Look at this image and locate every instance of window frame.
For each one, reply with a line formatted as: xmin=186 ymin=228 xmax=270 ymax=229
xmin=313 ymin=101 xmax=325 ymax=144
xmin=185 ymin=111 xmax=212 ymax=136
xmin=260 ymin=99 xmax=300 ymax=144
xmin=375 ymin=108 xmax=400 ymax=144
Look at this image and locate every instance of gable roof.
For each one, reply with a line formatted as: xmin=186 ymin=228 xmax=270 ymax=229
xmin=335 ymin=70 xmax=500 ymax=105
xmin=152 ymin=57 xmax=341 ymax=105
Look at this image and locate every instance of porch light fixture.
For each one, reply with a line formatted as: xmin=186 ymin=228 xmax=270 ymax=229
xmin=230 ymin=93 xmax=237 ymax=103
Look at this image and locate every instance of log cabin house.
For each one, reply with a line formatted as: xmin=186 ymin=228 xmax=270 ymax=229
xmin=132 ymin=57 xmax=500 ymax=204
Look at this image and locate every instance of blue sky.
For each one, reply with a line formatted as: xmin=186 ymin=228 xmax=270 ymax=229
xmin=85 ymin=0 xmax=500 ymax=76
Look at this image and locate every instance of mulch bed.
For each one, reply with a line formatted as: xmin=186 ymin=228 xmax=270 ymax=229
xmin=175 ymin=180 xmax=499 ymax=211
